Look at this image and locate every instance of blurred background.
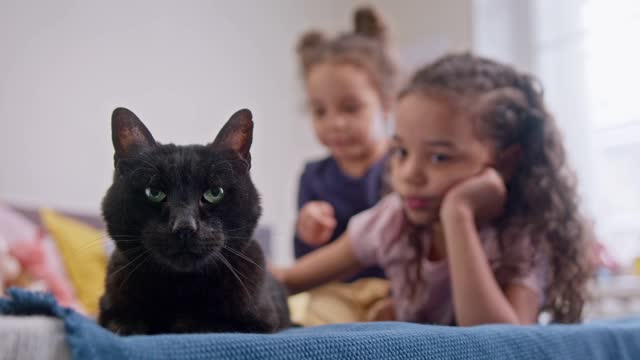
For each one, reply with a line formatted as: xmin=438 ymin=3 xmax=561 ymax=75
xmin=1 ymin=0 xmax=638 ymax=281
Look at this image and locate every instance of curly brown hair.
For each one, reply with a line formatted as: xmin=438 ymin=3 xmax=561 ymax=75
xmin=296 ymin=7 xmax=398 ymax=107
xmin=400 ymin=53 xmax=589 ymax=323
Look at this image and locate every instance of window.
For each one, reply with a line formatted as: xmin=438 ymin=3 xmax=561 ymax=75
xmin=474 ymin=0 xmax=640 ymax=264
xmin=533 ymin=0 xmax=640 ymax=264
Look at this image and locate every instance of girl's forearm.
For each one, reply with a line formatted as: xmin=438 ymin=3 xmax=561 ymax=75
xmin=283 ymin=234 xmax=363 ymax=294
xmin=441 ymin=204 xmax=520 ymax=326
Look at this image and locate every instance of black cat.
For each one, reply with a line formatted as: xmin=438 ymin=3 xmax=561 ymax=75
xmin=98 ymin=107 xmax=290 ymax=335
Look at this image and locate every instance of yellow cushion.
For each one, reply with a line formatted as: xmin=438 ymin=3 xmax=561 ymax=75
xmin=40 ymin=209 xmax=107 ymax=316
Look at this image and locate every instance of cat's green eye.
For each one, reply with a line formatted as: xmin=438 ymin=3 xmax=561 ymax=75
xmin=145 ymin=187 xmax=166 ymax=203
xmin=203 ymin=187 xmax=224 ymax=204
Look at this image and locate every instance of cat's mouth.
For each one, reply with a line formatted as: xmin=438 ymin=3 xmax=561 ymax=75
xmin=172 ymin=251 xmax=210 ymax=271
xmin=137 ymin=227 xmax=227 ymax=272
xmin=153 ymin=245 xmax=221 ymax=272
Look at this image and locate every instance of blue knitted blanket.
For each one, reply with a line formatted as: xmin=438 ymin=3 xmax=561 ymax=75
xmin=1 ymin=288 xmax=639 ymax=360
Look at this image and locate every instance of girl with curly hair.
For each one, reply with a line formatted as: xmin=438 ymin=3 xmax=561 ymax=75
xmin=273 ymin=53 xmax=588 ymax=325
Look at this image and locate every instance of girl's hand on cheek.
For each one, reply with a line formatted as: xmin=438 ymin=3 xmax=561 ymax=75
xmin=440 ymin=167 xmax=507 ymax=225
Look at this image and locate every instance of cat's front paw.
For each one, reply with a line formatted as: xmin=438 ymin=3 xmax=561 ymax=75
xmin=171 ymin=318 xmax=204 ymax=333
xmin=103 ymin=319 xmax=149 ymax=336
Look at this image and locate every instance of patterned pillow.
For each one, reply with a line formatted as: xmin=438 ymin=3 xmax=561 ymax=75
xmin=0 ymin=202 xmax=79 ymax=309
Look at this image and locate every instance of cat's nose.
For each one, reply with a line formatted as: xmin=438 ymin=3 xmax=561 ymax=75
xmin=172 ymin=217 xmax=198 ymax=240
xmin=174 ymin=226 xmax=196 ymax=241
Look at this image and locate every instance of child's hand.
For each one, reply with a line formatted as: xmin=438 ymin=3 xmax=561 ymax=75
xmin=366 ymin=297 xmax=396 ymax=322
xmin=296 ymin=201 xmax=337 ymax=247
xmin=440 ymin=167 xmax=507 ymax=224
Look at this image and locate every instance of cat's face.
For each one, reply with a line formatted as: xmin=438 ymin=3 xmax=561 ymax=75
xmin=101 ymin=108 xmax=261 ymax=272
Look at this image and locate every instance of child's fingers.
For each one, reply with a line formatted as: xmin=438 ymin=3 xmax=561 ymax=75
xmin=312 ymin=221 xmax=335 ymax=245
xmin=308 ymin=203 xmax=336 ymax=228
xmin=304 ymin=217 xmax=335 ymax=246
xmin=297 ymin=201 xmax=337 ymax=246
xmin=317 ymin=227 xmax=333 ymax=245
xmin=312 ymin=215 xmax=335 ymax=235
xmin=316 ymin=201 xmax=335 ymax=217
xmin=301 ymin=228 xmax=330 ymax=246
xmin=316 ymin=214 xmax=337 ymax=230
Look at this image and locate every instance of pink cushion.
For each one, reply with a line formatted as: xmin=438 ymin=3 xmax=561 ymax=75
xmin=0 ymin=202 xmax=38 ymax=245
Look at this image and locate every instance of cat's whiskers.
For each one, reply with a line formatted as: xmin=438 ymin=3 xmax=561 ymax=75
xmin=76 ymin=233 xmax=141 ymax=250
xmin=224 ymin=224 xmax=256 ymax=233
xmin=119 ymin=252 xmax=150 ymax=290
xmin=216 ymin=254 xmax=251 ymax=294
xmin=117 ymin=246 xmax=147 ymax=257
xmin=221 ymin=245 xmax=263 ymax=270
xmin=75 ymin=240 xmax=108 ymax=251
xmin=215 ymin=253 xmax=259 ymax=314
xmin=108 ymin=233 xmax=143 ymax=238
xmin=75 ymin=234 xmax=144 ymax=254
xmin=73 ymin=239 xmax=116 ymax=255
xmin=79 ymin=234 xmax=115 ymax=245
xmin=108 ymin=249 xmax=150 ymax=279
xmin=219 ymin=233 xmax=266 ymax=239
xmin=110 ymin=237 xmax=143 ymax=242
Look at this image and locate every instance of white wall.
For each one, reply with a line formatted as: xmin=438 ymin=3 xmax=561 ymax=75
xmin=361 ymin=0 xmax=472 ymax=70
xmin=0 ymin=0 xmax=472 ymax=264
xmin=472 ymin=0 xmax=534 ymax=72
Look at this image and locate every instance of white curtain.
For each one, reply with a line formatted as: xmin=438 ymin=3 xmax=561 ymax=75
xmin=474 ymin=0 xmax=640 ymax=264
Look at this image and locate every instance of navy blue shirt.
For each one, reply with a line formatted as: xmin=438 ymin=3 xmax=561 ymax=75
xmin=294 ymin=156 xmax=386 ymax=281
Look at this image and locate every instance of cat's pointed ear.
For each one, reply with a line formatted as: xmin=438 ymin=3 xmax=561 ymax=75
xmin=212 ymin=109 xmax=253 ymax=165
xmin=111 ymin=107 xmax=156 ymax=160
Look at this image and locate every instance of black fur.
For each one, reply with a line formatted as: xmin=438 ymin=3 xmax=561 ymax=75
xmin=98 ymin=108 xmax=290 ymax=335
